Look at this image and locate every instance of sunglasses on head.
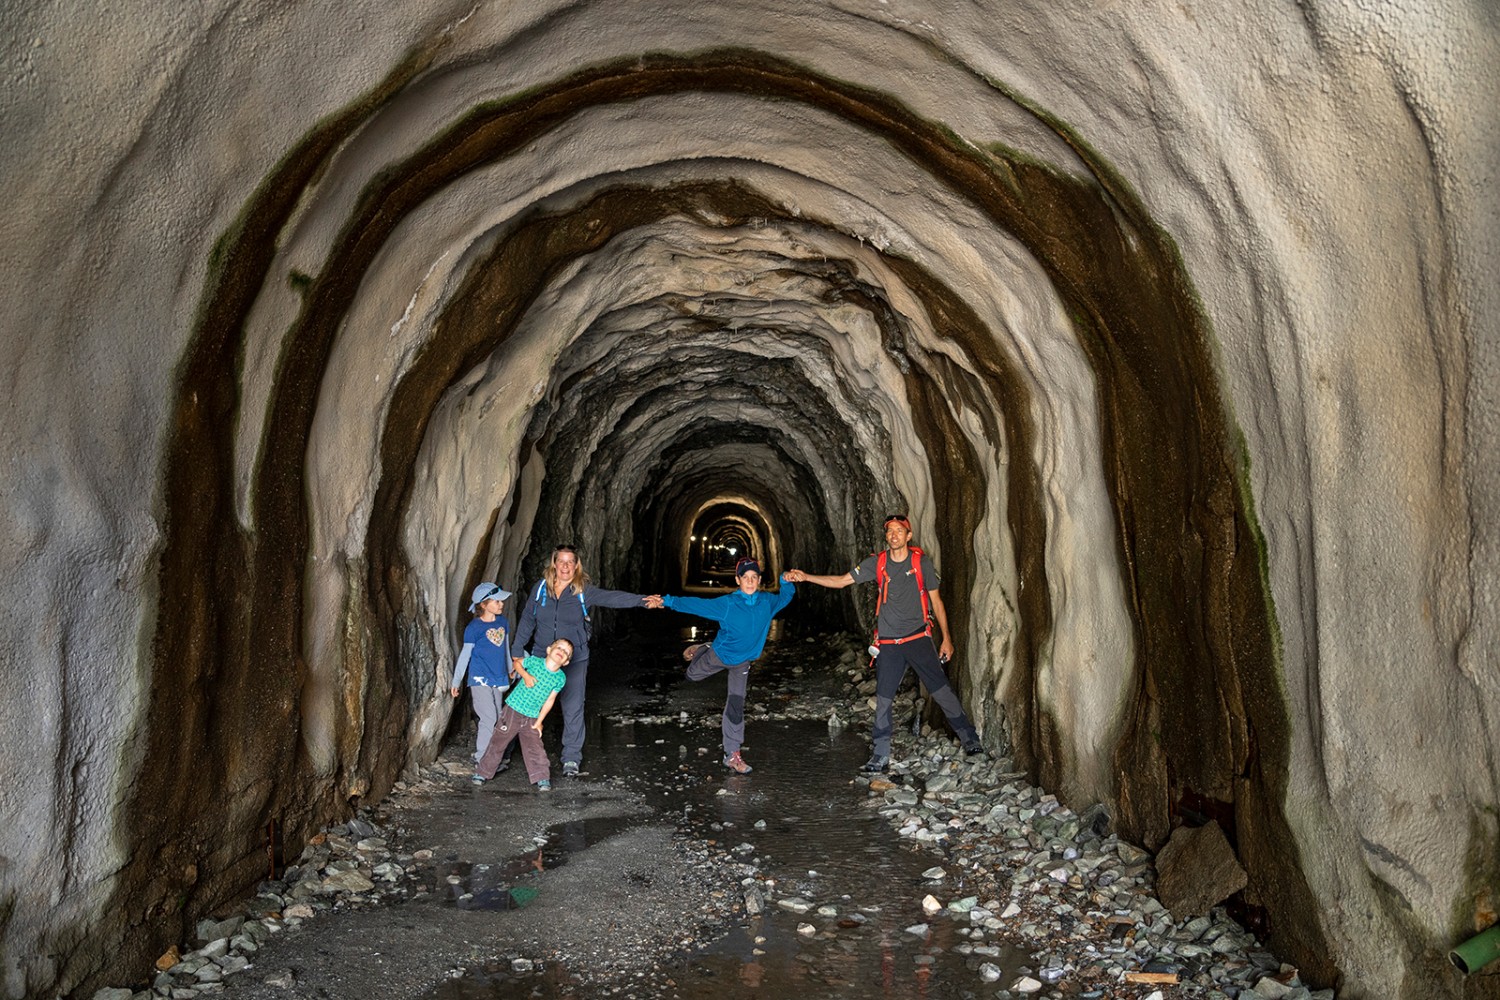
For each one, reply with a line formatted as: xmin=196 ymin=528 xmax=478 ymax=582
xmin=883 ymin=514 xmax=910 ymax=526
xmin=554 ymin=544 xmax=578 ymax=553
xmin=480 ymin=585 xmax=505 ymax=603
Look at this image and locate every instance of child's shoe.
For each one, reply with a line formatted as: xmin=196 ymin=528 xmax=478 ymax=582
xmin=561 ymin=761 xmax=580 ymax=778
xmin=536 ymin=779 xmax=552 ymax=792
xmin=723 ymin=751 xmax=753 ymax=774
xmin=470 ymin=774 xmax=486 ymax=785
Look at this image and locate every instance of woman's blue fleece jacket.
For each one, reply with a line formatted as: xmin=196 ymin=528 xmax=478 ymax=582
xmin=662 ymin=583 xmax=796 ymax=665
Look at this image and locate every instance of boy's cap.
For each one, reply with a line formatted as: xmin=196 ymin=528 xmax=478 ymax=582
xmin=735 ymin=558 xmax=762 ymax=578
xmin=469 ymin=582 xmax=512 ymax=611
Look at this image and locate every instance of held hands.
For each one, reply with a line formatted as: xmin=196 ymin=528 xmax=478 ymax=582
xmin=782 ymin=569 xmax=805 ymax=583
xmin=644 ymin=594 xmax=664 ymax=609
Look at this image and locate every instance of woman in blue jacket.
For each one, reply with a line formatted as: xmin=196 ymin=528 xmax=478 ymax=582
xmin=511 ymin=544 xmax=652 ymax=777
xmin=652 ymin=558 xmax=796 ymax=774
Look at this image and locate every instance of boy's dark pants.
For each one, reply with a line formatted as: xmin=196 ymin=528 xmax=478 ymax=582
xmin=686 ymin=645 xmax=751 ymax=753
xmin=476 ymin=705 xmax=551 ymax=783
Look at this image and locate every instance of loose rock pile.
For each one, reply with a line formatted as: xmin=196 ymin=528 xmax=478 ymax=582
xmin=853 ymin=733 xmax=1335 ymax=999
xmin=90 ymin=813 xmax=434 ymax=999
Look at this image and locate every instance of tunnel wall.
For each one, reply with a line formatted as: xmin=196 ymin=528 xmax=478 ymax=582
xmin=0 ymin=3 xmax=1495 ymax=998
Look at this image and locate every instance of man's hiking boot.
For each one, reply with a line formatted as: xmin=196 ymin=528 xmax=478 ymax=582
xmin=962 ymin=739 xmax=985 ymax=757
xmin=860 ymin=754 xmax=890 ymax=774
xmin=723 ymin=751 xmax=753 ymax=774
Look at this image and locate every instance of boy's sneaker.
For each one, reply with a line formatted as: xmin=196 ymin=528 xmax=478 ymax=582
xmin=859 ymin=754 xmax=890 ymax=774
xmin=470 ymin=774 xmax=486 ymax=785
xmin=723 ymin=751 xmax=753 ymax=774
xmin=561 ymin=761 xmax=580 ymax=778
xmin=536 ymin=779 xmax=552 ymax=792
xmin=682 ymin=643 xmax=708 ymax=663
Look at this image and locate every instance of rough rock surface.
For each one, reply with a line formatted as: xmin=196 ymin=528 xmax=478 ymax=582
xmin=0 ymin=2 xmax=1494 ymax=999
xmin=1154 ymin=822 xmax=1250 ymax=922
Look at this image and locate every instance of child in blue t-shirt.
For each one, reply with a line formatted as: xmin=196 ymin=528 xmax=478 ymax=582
xmin=449 ymin=582 xmax=515 ymax=763
xmin=473 ymin=639 xmax=571 ymax=791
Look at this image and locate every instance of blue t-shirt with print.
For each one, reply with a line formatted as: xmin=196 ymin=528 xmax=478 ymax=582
xmin=461 ymin=616 xmax=512 ymax=687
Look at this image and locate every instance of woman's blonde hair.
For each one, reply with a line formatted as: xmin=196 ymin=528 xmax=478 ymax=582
xmin=544 ymin=545 xmax=592 ymax=595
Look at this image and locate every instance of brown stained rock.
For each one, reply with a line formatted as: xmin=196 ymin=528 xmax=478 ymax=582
xmin=1155 ymin=821 xmax=1248 ymax=920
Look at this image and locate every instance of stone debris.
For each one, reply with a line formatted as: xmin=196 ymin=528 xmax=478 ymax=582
xmin=849 ymin=715 xmax=1334 ymax=998
xmin=89 ymin=631 xmax=1334 ymax=1000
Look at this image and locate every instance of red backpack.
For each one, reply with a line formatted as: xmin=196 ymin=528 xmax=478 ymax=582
xmin=873 ymin=546 xmax=931 ymax=643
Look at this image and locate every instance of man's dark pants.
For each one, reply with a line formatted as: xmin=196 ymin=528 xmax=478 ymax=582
xmin=871 ymin=632 xmax=976 ymax=757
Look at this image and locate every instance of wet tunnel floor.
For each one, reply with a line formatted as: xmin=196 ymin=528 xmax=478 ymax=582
xmin=179 ymin=623 xmax=1300 ymax=1000
xmin=420 ymin=624 xmax=1030 ymax=999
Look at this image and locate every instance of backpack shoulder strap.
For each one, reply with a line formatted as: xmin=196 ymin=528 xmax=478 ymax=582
xmin=909 ymin=546 xmax=930 ymax=621
xmin=535 ymin=579 xmax=548 ymax=606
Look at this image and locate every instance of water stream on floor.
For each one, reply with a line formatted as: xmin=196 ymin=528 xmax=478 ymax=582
xmin=425 ymin=622 xmax=1028 ymax=998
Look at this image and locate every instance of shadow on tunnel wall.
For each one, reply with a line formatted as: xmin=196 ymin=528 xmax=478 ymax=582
xmin=95 ymin=46 xmax=1333 ymax=999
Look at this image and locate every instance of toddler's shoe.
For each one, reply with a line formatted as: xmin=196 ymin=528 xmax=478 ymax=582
xmin=723 ymin=751 xmax=753 ymax=774
xmin=470 ymin=774 xmax=486 ymax=785
xmin=536 ymin=779 xmax=552 ymax=792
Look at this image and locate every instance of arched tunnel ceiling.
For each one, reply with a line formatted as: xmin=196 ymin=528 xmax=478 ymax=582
xmin=163 ymin=42 xmax=1315 ymax=984
xmin=1 ymin=4 xmax=1493 ymax=999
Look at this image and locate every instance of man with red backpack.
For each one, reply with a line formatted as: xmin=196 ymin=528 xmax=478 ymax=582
xmin=786 ymin=514 xmax=983 ymax=773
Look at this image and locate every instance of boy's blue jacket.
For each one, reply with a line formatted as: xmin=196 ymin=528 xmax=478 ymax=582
xmin=662 ymin=583 xmax=796 ymax=665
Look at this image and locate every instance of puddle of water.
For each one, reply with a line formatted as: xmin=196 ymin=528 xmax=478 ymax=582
xmin=435 ymin=815 xmax=644 ymax=910
xmin=426 ymin=628 xmax=1032 ymax=997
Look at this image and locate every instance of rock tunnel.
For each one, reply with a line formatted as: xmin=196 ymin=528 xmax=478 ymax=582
xmin=1 ymin=2 xmax=1495 ymax=998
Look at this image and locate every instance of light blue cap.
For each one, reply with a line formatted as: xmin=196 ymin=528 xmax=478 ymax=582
xmin=469 ymin=582 xmax=512 ymax=611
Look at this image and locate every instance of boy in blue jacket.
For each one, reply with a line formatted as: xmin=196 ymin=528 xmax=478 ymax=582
xmin=648 ymin=559 xmax=795 ymax=773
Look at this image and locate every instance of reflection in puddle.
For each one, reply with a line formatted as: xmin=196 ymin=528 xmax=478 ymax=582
xmin=437 ymin=815 xmax=641 ymax=911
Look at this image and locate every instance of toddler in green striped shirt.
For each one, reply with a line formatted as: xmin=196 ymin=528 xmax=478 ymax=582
xmin=473 ymin=639 xmax=572 ymax=791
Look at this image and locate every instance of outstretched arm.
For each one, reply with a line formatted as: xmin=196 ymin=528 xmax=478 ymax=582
xmin=584 ymin=585 xmax=654 ymax=609
xmin=660 ymin=593 xmax=729 ymax=621
xmin=783 ymin=569 xmax=855 ymax=589
xmin=928 ymin=588 xmax=953 ymax=662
